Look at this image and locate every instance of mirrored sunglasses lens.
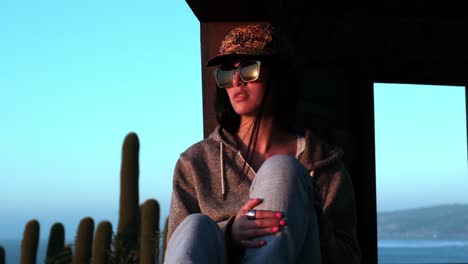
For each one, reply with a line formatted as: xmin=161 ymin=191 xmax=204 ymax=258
xmin=239 ymin=62 xmax=260 ymax=82
xmin=216 ymin=69 xmax=233 ymax=88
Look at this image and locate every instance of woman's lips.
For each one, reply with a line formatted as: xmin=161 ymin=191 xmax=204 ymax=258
xmin=233 ymin=91 xmax=247 ymax=102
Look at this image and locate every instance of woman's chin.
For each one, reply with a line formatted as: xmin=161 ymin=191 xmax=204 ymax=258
xmin=233 ymin=108 xmax=257 ymax=117
xmin=232 ymin=103 xmax=261 ymax=117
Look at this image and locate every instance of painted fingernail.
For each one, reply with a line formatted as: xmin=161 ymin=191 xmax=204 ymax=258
xmin=273 ymin=226 xmax=280 ymax=232
xmin=279 ymin=219 xmax=286 ymax=226
xmin=260 ymin=240 xmax=267 ymax=246
xmin=275 ymin=212 xmax=282 ymax=218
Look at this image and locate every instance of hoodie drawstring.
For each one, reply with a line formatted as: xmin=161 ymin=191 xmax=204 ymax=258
xmin=220 ymin=141 xmax=225 ymax=200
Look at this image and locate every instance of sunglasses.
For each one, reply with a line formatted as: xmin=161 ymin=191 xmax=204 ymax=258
xmin=213 ymin=61 xmax=262 ymax=88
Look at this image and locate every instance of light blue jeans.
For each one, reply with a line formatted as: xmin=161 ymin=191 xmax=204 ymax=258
xmin=164 ymin=155 xmax=321 ymax=264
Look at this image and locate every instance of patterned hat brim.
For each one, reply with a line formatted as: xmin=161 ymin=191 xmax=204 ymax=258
xmin=206 ymin=49 xmax=276 ymax=67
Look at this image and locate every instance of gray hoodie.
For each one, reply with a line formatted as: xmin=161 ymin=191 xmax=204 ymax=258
xmin=167 ymin=126 xmax=361 ymax=263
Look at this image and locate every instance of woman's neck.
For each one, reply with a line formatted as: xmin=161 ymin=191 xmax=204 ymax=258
xmin=236 ymin=115 xmax=290 ymax=156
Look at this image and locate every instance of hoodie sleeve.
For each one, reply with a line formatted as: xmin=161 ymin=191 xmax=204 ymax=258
xmin=315 ymin=161 xmax=361 ymax=264
xmin=166 ymin=156 xmax=201 ymax=242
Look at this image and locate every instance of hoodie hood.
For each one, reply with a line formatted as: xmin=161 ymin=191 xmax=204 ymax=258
xmin=208 ymin=126 xmax=344 ymax=174
xmin=208 ymin=126 xmax=240 ymax=153
xmin=208 ymin=126 xmax=254 ymax=200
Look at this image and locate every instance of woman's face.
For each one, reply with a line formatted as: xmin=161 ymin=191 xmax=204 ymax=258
xmin=223 ymin=60 xmax=269 ymax=117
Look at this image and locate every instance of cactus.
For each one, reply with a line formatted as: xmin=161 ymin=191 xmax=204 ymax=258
xmin=72 ymin=217 xmax=94 ymax=264
xmin=0 ymin=245 xmax=5 ymax=264
xmin=45 ymin=222 xmax=65 ymax=263
xmin=116 ymin=132 xmax=140 ymax=261
xmin=91 ymin=221 xmax=113 ymax=264
xmin=20 ymin=219 xmax=39 ymax=264
xmin=47 ymin=244 xmax=72 ymax=264
xmin=139 ymin=199 xmax=160 ymax=264
xmin=61 ymin=245 xmax=73 ymax=263
xmin=15 ymin=132 xmax=165 ymax=263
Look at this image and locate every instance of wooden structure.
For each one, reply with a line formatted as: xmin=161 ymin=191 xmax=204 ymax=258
xmin=184 ymin=3 xmax=468 ymax=262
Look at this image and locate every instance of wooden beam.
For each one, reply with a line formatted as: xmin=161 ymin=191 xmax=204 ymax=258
xmin=185 ymin=0 xmax=268 ymax=22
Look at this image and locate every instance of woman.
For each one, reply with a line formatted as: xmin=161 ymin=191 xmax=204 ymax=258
xmin=164 ymin=24 xmax=361 ymax=264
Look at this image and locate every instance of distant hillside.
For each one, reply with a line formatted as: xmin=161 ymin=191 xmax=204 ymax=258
xmin=378 ymin=204 xmax=468 ymax=240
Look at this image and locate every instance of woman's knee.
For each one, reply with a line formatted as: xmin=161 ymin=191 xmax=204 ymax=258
xmin=251 ymin=155 xmax=313 ymax=199
xmin=264 ymin=154 xmax=300 ymax=166
xmin=165 ymin=214 xmax=226 ymax=263
xmin=177 ymin=214 xmax=224 ymax=244
xmin=178 ymin=213 xmax=217 ymax=230
xmin=257 ymin=155 xmax=308 ymax=180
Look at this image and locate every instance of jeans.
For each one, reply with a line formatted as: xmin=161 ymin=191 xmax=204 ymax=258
xmin=164 ymin=155 xmax=321 ymax=264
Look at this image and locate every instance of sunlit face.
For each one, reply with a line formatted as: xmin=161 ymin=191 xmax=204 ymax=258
xmin=224 ymin=60 xmax=269 ymax=117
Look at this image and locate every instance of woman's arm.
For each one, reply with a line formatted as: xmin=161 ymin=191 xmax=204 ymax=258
xmin=166 ymin=156 xmax=201 ymax=242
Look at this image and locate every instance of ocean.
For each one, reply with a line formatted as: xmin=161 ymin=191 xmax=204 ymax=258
xmin=2 ymin=239 xmax=468 ymax=263
xmin=378 ymin=240 xmax=468 ymax=264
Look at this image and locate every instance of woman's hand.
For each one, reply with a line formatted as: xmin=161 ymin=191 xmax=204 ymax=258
xmin=231 ymin=198 xmax=287 ymax=248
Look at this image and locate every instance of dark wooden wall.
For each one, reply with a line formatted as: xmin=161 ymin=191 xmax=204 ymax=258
xmin=184 ymin=3 xmax=468 ymax=262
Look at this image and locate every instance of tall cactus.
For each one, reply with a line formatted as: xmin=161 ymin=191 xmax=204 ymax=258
xmin=117 ymin=132 xmax=140 ymax=260
xmin=45 ymin=222 xmax=65 ymax=263
xmin=139 ymin=198 xmax=160 ymax=264
xmin=0 ymin=245 xmax=5 ymax=264
xmin=72 ymin=217 xmax=94 ymax=264
xmin=91 ymin=221 xmax=113 ymax=264
xmin=20 ymin=219 xmax=39 ymax=264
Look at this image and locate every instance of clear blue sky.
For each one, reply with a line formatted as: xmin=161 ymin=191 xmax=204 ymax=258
xmin=375 ymin=83 xmax=467 ymax=212
xmin=0 ymin=0 xmax=467 ymax=245
xmin=0 ymin=0 xmax=203 ymax=241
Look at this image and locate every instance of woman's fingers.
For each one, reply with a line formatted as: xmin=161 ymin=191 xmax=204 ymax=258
xmin=251 ymin=209 xmax=283 ymax=220
xmin=238 ymin=209 xmax=284 ymax=227
xmin=240 ymin=198 xmax=284 ymax=220
xmin=241 ymin=198 xmax=263 ymax=210
xmin=243 ymin=218 xmax=285 ymax=229
xmin=236 ymin=225 xmax=283 ymax=248
xmin=242 ymin=225 xmax=281 ymax=238
xmin=240 ymin=239 xmax=267 ymax=248
xmin=232 ymin=198 xmax=288 ymax=249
